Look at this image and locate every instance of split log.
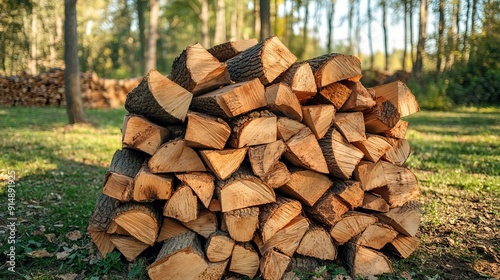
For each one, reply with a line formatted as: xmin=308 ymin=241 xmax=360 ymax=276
xmin=125 ymin=69 xmax=192 ymax=124
xmin=259 ymin=196 xmax=302 ymax=243
xmin=372 ymin=80 xmax=420 ymax=117
xmin=363 ymin=97 xmax=400 ymax=134
xmin=88 ymin=231 xmax=115 ymax=259
xmin=340 ymin=240 xmax=393 ymax=277
xmin=329 ymin=212 xmax=377 ymax=245
xmin=360 ymin=192 xmax=390 ymax=213
xmin=110 ymin=235 xmax=149 ymax=262
xmin=356 ymin=223 xmax=398 ymax=250
xmin=207 ymin=39 xmax=259 ymax=61
xmin=372 ymin=162 xmax=419 ymax=208
xmin=190 ymin=78 xmax=266 ymax=118
xmin=276 ymin=117 xmax=306 ymax=141
xmin=199 ymin=148 xmax=247 ymax=180
xmin=182 ymin=209 xmax=218 ymax=238
xmin=113 ymin=202 xmax=161 ymax=245
xmin=185 ymin=112 xmax=231 ymax=150
xmin=223 ymin=206 xmax=259 ymax=242
xmin=382 ymin=138 xmax=411 ymax=166
xmin=265 ymin=83 xmax=303 ymax=121
xmin=301 ymin=104 xmax=335 ymax=139
xmin=157 ymin=217 xmax=190 ymax=242
xmin=148 ymin=231 xmax=208 ymax=280
xmin=319 ymin=127 xmax=364 ymax=179
xmin=306 ymin=53 xmax=362 ymax=88
xmin=196 ymin=260 xmax=229 ymax=280
xmin=278 ymin=169 xmax=332 ymax=206
xmin=375 ymin=201 xmax=421 ymax=237
xmin=353 ymin=160 xmax=386 ymax=191
xmin=169 ymin=43 xmax=231 ymax=95
xmin=163 ymin=185 xmax=199 ymax=223
xmin=248 ymin=140 xmax=287 ymax=178
xmin=262 ymin=161 xmax=291 ymax=189
xmin=228 ymin=110 xmax=277 ymax=148
xmin=175 ymin=172 xmax=215 ymax=208
xmin=88 ymin=194 xmax=120 ymax=257
xmin=228 ymin=243 xmax=260 ymax=278
xmin=388 ymin=234 xmax=421 ymax=258
xmin=331 ymin=180 xmax=364 ymax=210
xmin=208 ymin=199 xmax=222 ymax=212
xmin=352 ymin=134 xmax=392 ymax=162
xmin=226 ymin=36 xmax=297 ymax=85
xmin=381 ymin=119 xmax=409 ymax=139
xmin=109 ymin=149 xmax=147 ymax=178
xmin=339 ymin=81 xmax=376 ymax=112
xmin=333 ymin=112 xmax=366 ymax=143
xmin=305 ymin=191 xmax=350 ymax=227
xmin=121 ymin=114 xmax=170 ymax=155
xmin=260 ymin=249 xmax=291 ymax=280
xmin=148 ymin=139 xmax=206 ymax=173
xmin=316 ymin=82 xmax=352 ymax=110
xmin=205 ymin=231 xmax=235 ymax=262
xmin=275 ymin=61 xmax=317 ymax=103
xmin=257 ymin=215 xmax=309 ymax=257
xmin=133 ymin=166 xmax=174 ymax=201
xmin=283 ymin=127 xmax=329 ymax=174
xmin=296 ymin=224 xmax=337 ymax=261
xmin=106 ymin=220 xmax=130 ymax=236
xmin=102 ymin=172 xmax=134 ymax=202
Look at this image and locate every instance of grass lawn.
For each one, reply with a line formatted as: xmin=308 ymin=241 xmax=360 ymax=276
xmin=0 ymin=106 xmax=498 ymax=279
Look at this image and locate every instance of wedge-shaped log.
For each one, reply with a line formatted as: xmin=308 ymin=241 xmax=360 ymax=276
xmin=102 ymin=172 xmax=134 ymax=202
xmin=133 ymin=166 xmax=174 ymax=201
xmin=363 ymin=97 xmax=400 ymax=134
xmin=185 ymin=112 xmax=230 ymax=150
xmin=372 ymin=162 xmax=419 ymax=208
xmin=196 ymin=260 xmax=229 ymax=280
xmin=333 ymin=112 xmax=366 ymax=143
xmin=356 ymin=223 xmax=398 ymax=250
xmin=331 ymin=180 xmax=364 ymax=210
xmin=182 ymin=209 xmax=217 ymax=238
xmin=265 ymin=83 xmax=303 ymax=121
xmin=296 ymin=224 xmax=337 ymax=261
xmin=106 ymin=220 xmax=130 ymax=236
xmin=278 ymin=169 xmax=332 ymax=206
xmin=360 ymin=192 xmax=390 ymax=213
xmin=88 ymin=194 xmax=120 ymax=257
xmin=122 ymin=114 xmax=170 ymax=155
xmin=275 ymin=61 xmax=317 ymax=103
xmin=283 ymin=127 xmax=329 ymax=174
xmin=301 ymin=104 xmax=335 ymax=139
xmin=339 ymin=81 xmax=376 ymax=112
xmin=223 ymin=206 xmax=259 ymax=242
xmin=340 ymin=239 xmax=393 ymax=278
xmin=381 ymin=119 xmax=409 ymax=139
xmin=113 ymin=202 xmax=161 ymax=245
xmin=170 ymin=43 xmax=231 ymax=95
xmin=148 ymin=231 xmax=208 ymax=280
xmin=382 ymin=138 xmax=411 ymax=166
xmin=88 ymin=231 xmax=115 ymax=259
xmin=229 ymin=110 xmax=277 ymax=148
xmin=109 ymin=149 xmax=147 ymax=178
xmin=257 ymin=215 xmax=309 ymax=257
xmin=388 ymin=234 xmax=421 ymax=258
xmin=353 ymin=133 xmax=392 ymax=162
xmin=319 ymin=128 xmax=364 ymax=179
xmin=176 ymin=172 xmax=214 ymax=208
xmin=199 ymin=148 xmax=247 ymax=180
xmin=110 ymin=235 xmax=149 ymax=262
xmin=216 ymin=166 xmax=276 ymax=212
xmin=276 ymin=117 xmax=306 ymax=141
xmin=207 ymin=39 xmax=258 ymax=61
xmin=229 ymin=243 xmax=260 ymax=278
xmin=353 ymin=160 xmax=386 ymax=191
xmin=190 ymin=78 xmax=266 ymax=118
xmin=248 ymin=140 xmax=287 ymax=178
xmin=259 ymin=196 xmax=302 ymax=243
xmin=205 ymin=231 xmax=235 ymax=262
xmin=148 ymin=139 xmax=206 ymax=173
xmin=329 ymin=212 xmax=377 ymax=245
xmin=208 ymin=199 xmax=221 ymax=212
xmin=260 ymin=249 xmax=291 ymax=280
xmin=375 ymin=201 xmax=421 ymax=237
xmin=226 ymin=36 xmax=297 ymax=85
xmin=306 ymin=53 xmax=362 ymax=88
xmin=163 ymin=185 xmax=198 ymax=222
xmin=316 ymin=82 xmax=352 ymax=110
xmin=125 ymin=69 xmax=192 ymax=124
xmin=372 ymin=80 xmax=420 ymax=117
xmin=262 ymin=161 xmax=291 ymax=189
xmin=305 ymin=191 xmax=350 ymax=227
xmin=157 ymin=217 xmax=190 ymax=242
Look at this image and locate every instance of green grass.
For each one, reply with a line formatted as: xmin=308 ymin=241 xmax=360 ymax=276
xmin=0 ymin=106 xmax=498 ymax=279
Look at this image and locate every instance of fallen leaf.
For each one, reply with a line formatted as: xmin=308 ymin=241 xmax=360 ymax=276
xmin=45 ymin=233 xmax=56 ymax=243
xmin=66 ymin=230 xmax=82 ymax=241
xmin=56 ymin=273 xmax=78 ymax=280
xmin=27 ymin=249 xmax=52 ymax=258
xmin=56 ymin=251 xmax=71 ymax=260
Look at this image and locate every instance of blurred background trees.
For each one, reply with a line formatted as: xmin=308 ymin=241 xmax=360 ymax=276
xmin=0 ymin=0 xmax=498 ymax=108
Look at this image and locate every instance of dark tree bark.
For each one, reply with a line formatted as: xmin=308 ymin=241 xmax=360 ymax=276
xmin=260 ymin=0 xmax=271 ymax=41
xmin=327 ymin=0 xmax=336 ymax=53
xmin=145 ymin=0 xmax=159 ymax=72
xmin=381 ymin=0 xmax=389 ymax=71
xmin=137 ymin=0 xmax=146 ymax=74
xmin=409 ymin=0 xmax=415 ymax=64
xmin=436 ymin=0 xmax=445 ymax=73
xmin=413 ymin=0 xmax=428 ymax=77
xmin=463 ymin=0 xmax=470 ymax=58
xmin=64 ymin=0 xmax=87 ymax=124
xmin=403 ymin=0 xmax=408 ymax=71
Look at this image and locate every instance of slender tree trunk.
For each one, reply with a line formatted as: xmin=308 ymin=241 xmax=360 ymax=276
xmin=64 ymin=0 xmax=87 ymax=124
xmin=273 ymin=0 xmax=278 ymax=35
xmin=348 ymin=0 xmax=354 ymax=53
xmin=413 ymin=0 xmax=428 ymax=77
xmin=446 ymin=1 xmax=458 ymax=69
xmin=355 ymin=0 xmax=361 ymax=57
xmin=381 ymin=0 xmax=389 ymax=71
xmin=327 ymin=0 xmax=335 ymax=53
xmin=297 ymin=0 xmax=310 ymax=59
xmin=436 ymin=0 xmax=445 ymax=73
xmin=462 ymin=0 xmax=470 ymax=60
xmin=137 ymin=0 xmax=146 ymax=74
xmin=468 ymin=0 xmax=477 ymax=61
xmin=145 ymin=0 xmax=159 ymax=72
xmin=367 ymin=0 xmax=374 ymax=70
xmin=402 ymin=0 xmax=408 ymax=71
xmin=254 ymin=0 xmax=261 ymax=40
xmin=200 ymin=0 xmax=210 ymax=47
xmin=214 ymin=0 xmax=226 ymax=44
xmin=409 ymin=0 xmax=415 ymax=64
xmin=29 ymin=14 xmax=37 ymax=74
xmin=260 ymin=0 xmax=271 ymax=40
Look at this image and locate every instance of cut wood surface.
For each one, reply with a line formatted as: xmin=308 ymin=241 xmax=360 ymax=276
xmin=353 ymin=133 xmax=392 ymax=162
xmin=248 ymin=140 xmax=287 ymax=178
xmin=185 ymin=112 xmax=231 ymax=150
xmin=229 ymin=243 xmax=260 ymax=278
xmin=102 ymin=172 xmax=134 ymax=202
xmin=381 ymin=119 xmax=409 ymax=139
xmin=259 ymin=196 xmax=302 ymax=243
xmin=175 ymin=172 xmax=214 ymax=208
xmin=121 ymin=114 xmax=170 ymax=155
xmin=262 ymin=161 xmax=291 ymax=189
xmin=276 ymin=117 xmax=307 ymax=141
xmin=356 ymin=223 xmax=399 ymax=250
xmin=110 ymin=235 xmax=149 ymax=261
xmin=226 ymin=36 xmax=297 ymax=85
xmin=316 ymin=82 xmax=352 ymax=110
xmin=265 ymin=83 xmax=303 ymax=121
xmin=223 ymin=206 xmax=259 ymax=242
xmin=382 ymin=138 xmax=411 ymax=166
xmin=88 ymin=194 xmax=120 ymax=232
xmin=329 ymin=212 xmax=378 ymax=244
xmin=375 ymin=201 xmax=421 ymax=237
xmin=388 ymin=235 xmax=421 ymax=258
xmin=196 ymin=260 xmax=229 ymax=280
xmin=340 ymin=240 xmax=394 ymax=277
xmin=260 ymin=249 xmax=291 ymax=280
xmin=106 ymin=220 xmax=130 ymax=236
xmin=372 ymin=80 xmax=420 ymax=117
xmin=283 ymin=127 xmax=329 ymax=174
xmin=278 ymin=169 xmax=332 ymax=206
xmin=133 ymin=166 xmax=174 ymax=201
xmin=228 ymin=110 xmax=277 ymax=148
xmin=353 ymin=160 xmax=386 ymax=191
xmin=205 ymin=231 xmax=235 ymax=262
xmin=258 ymin=215 xmax=310 ymax=257
xmin=190 ymin=78 xmax=266 ymax=118
xmin=333 ymin=112 xmax=366 ymax=143
xmin=125 ymin=69 xmax=192 ymax=124
xmin=305 ymin=191 xmax=350 ymax=227
xmin=170 ymin=43 xmax=231 ymax=95
xmin=306 ymin=53 xmax=362 ymax=87
xmin=148 ymin=139 xmax=206 ymax=173
xmin=301 ymin=104 xmax=335 ymax=139
xmin=360 ymin=192 xmax=390 ymax=213
xmin=331 ymin=180 xmax=364 ymax=210
xmin=157 ymin=217 xmax=190 ymax=242
xmin=199 ymin=148 xmax=247 ymax=180
xmin=163 ymin=185 xmax=198 ymax=223
xmin=364 ymin=97 xmax=401 ymax=134
xmin=372 ymin=162 xmax=419 ymax=208
xmin=339 ymin=81 xmax=376 ymax=112
xmin=182 ymin=209 xmax=218 ymax=238
xmin=207 ymin=39 xmax=259 ymax=61
xmin=296 ymin=224 xmax=337 ymax=260
xmin=88 ymin=231 xmax=115 ymax=258
xmin=275 ymin=61 xmax=317 ymax=103
xmin=113 ymin=203 xmax=161 ymax=245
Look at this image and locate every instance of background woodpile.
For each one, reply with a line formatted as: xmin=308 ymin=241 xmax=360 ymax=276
xmin=88 ymin=37 xmax=421 ymax=279
xmin=0 ymin=68 xmax=140 ymax=108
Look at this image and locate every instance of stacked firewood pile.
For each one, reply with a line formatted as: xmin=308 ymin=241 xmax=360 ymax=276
xmin=0 ymin=68 xmax=140 ymax=108
xmin=87 ymin=37 xmax=421 ymax=279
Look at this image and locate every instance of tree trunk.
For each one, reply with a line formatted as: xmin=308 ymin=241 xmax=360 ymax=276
xmin=260 ymin=0 xmax=271 ymax=41
xmin=327 ymin=0 xmax=336 ymax=53
xmin=402 ymin=0 xmax=408 ymax=71
xmin=348 ymin=0 xmax=354 ymax=53
xmin=367 ymin=0 xmax=374 ymax=70
xmin=436 ymin=0 xmax=445 ymax=73
xmin=214 ymin=0 xmax=226 ymax=45
xmin=413 ymin=0 xmax=428 ymax=77
xmin=145 ymin=0 xmax=159 ymax=72
xmin=136 ymin=0 xmax=146 ymax=74
xmin=29 ymin=13 xmax=37 ymax=74
xmin=409 ymin=0 xmax=415 ymax=64
xmin=381 ymin=0 xmax=389 ymax=71
xmin=64 ymin=0 xmax=88 ymax=124
xmin=200 ymin=0 xmax=210 ymax=47
xmin=254 ymin=0 xmax=261 ymax=40
xmin=463 ymin=0 xmax=470 ymax=58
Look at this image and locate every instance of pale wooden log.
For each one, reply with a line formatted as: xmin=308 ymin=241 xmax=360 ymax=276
xmin=190 ymin=78 xmax=266 ymax=118
xmin=382 ymin=138 xmax=411 ymax=166
xmin=319 ymin=127 xmax=364 ymax=179
xmin=375 ymin=201 xmax=421 ymax=237
xmin=296 ymin=224 xmax=337 ymax=261
xmin=125 ymin=69 xmax=192 ymax=124
xmin=372 ymin=162 xmax=419 ymax=208
xmin=316 ymin=82 xmax=352 ymax=110
xmin=305 ymin=191 xmax=350 ymax=227
xmin=163 ymin=185 xmax=198 ymax=222
xmin=333 ymin=112 xmax=366 ymax=143
xmin=248 ymin=140 xmax=287 ymax=177
xmin=381 ymin=119 xmax=409 ymax=139
xmin=106 ymin=220 xmax=130 ymax=236
xmin=301 ymin=104 xmax=335 ymax=139
xmin=208 ymin=199 xmax=222 ymax=212
xmin=352 ymin=133 xmax=392 ymax=162
xmin=388 ymin=234 xmax=421 ymax=258
xmin=340 ymin=240 xmax=393 ymax=278
xmin=110 ymin=235 xmax=149 ymax=262
xmin=133 ymin=165 xmax=174 ymax=201
xmin=339 ymin=81 xmax=376 ymax=112
xmin=262 ymin=161 xmax=291 ymax=189
xmin=205 ymin=231 xmax=235 ymax=262
xmin=229 ymin=243 xmax=260 ymax=278
xmin=199 ymin=148 xmax=247 ymax=180
xmin=275 ymin=61 xmax=317 ymax=103
xmin=364 ymin=97 xmax=400 ymax=134
xmin=182 ymin=209 xmax=218 ymax=238
xmin=356 ymin=223 xmax=399 ymax=250
xmin=157 ymin=217 xmax=190 ymax=242
xmin=353 ymin=160 xmax=386 ymax=191
xmin=259 ymin=196 xmax=302 ymax=243
xmin=88 ymin=231 xmax=115 ymax=258
xmin=102 ymin=172 xmax=134 ymax=202
xmin=148 ymin=139 xmax=206 ymax=173
xmin=306 ymin=53 xmax=362 ymax=88
xmin=258 ymin=215 xmax=309 ymax=257
xmin=330 ymin=180 xmax=364 ymax=210
xmin=121 ymin=114 xmax=170 ymax=155
xmin=113 ymin=202 xmax=161 ymax=245
xmin=330 ymin=212 xmax=377 ymax=245
xmin=170 ymin=43 xmax=231 ymax=95
xmin=226 ymin=36 xmax=297 ymax=85
xmin=276 ymin=117 xmax=306 ymax=141
xmin=185 ymin=112 xmax=231 ymax=150
xmin=372 ymin=80 xmax=420 ymax=117
xmin=228 ymin=110 xmax=277 ymax=148
xmin=223 ymin=206 xmax=259 ymax=242
xmin=265 ymin=83 xmax=303 ymax=121
xmin=260 ymin=249 xmax=291 ymax=280
xmin=283 ymin=127 xmax=329 ymax=174
xmin=278 ymin=169 xmax=332 ymax=206
xmin=196 ymin=260 xmax=229 ymax=280
xmin=207 ymin=39 xmax=258 ymax=61
xmin=360 ymin=192 xmax=390 ymax=213
xmin=175 ymin=172 xmax=214 ymax=208
xmin=148 ymin=231 xmax=208 ymax=280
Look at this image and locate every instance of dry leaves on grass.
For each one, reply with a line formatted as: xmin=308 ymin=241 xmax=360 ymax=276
xmin=27 ymin=249 xmax=53 ymax=258
xmin=66 ymin=230 xmax=82 ymax=241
